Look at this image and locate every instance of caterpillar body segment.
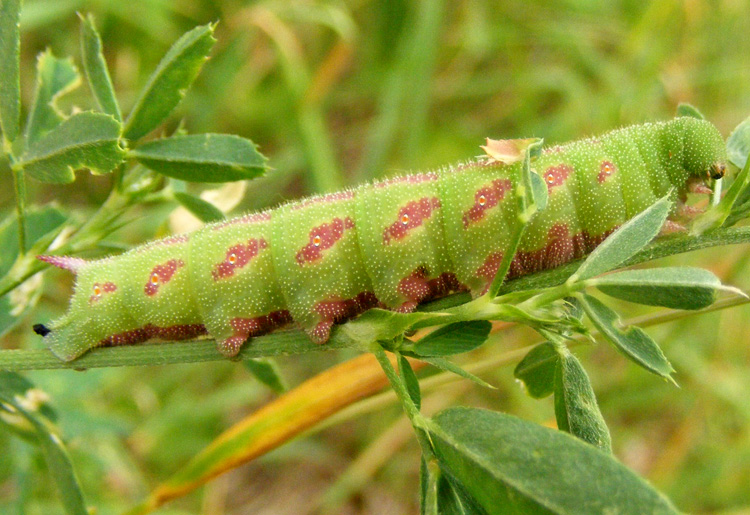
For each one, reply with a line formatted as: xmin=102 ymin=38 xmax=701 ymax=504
xmin=36 ymin=117 xmax=728 ymax=361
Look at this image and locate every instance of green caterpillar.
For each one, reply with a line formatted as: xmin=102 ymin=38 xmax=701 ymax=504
xmin=34 ymin=117 xmax=727 ymax=361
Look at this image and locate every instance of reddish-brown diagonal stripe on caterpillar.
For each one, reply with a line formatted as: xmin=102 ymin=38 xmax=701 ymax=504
xmin=144 ymin=259 xmax=185 ymax=296
xmin=462 ymin=179 xmax=512 ymax=228
xmin=99 ymin=323 xmax=208 ymax=347
xmin=219 ymin=310 xmax=294 ymax=356
xmin=383 ymin=197 xmax=441 ymax=244
xmin=475 ymin=224 xmax=617 ymax=294
xmin=309 ymin=292 xmax=380 ymax=344
xmin=212 ymin=239 xmax=268 ymax=280
xmin=296 ymin=217 xmax=355 ymax=265
xmin=396 ymin=268 xmax=464 ymax=313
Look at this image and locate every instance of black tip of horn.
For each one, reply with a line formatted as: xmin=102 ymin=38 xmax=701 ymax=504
xmin=33 ymin=324 xmax=51 ymax=337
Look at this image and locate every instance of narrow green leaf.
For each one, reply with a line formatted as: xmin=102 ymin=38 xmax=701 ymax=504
xmin=0 ymin=0 xmax=21 ymax=143
xmin=580 ymin=294 xmax=675 ymax=381
xmin=0 ymin=375 xmax=88 ymax=515
xmin=25 ymin=50 xmax=81 ymax=145
xmin=0 ymin=205 xmax=67 ymax=277
xmin=19 ymin=111 xmax=125 ymax=183
xmin=429 ymin=408 xmax=679 ymax=515
xmin=529 ymin=168 xmax=548 ymax=212
xmin=513 ymin=341 xmax=559 ymax=399
xmin=727 ymin=115 xmax=750 ymax=170
xmin=420 ymin=459 xmax=438 ymax=515
xmin=243 ymin=358 xmax=286 ymax=393
xmin=411 ymin=320 xmax=491 ymax=357
xmin=572 ymin=195 xmax=672 ymax=281
xmin=398 ymin=353 xmax=421 ymax=410
xmin=0 ymin=371 xmax=57 ymax=425
xmin=553 ymin=350 xmax=612 ymax=453
xmin=437 ymin=469 xmax=488 ymax=515
xmin=591 ymin=266 xmax=724 ymax=310
xmin=676 ymin=103 xmax=705 ymax=120
xmin=123 ymin=23 xmax=216 ymax=141
xmin=420 ymin=357 xmax=495 ymax=390
xmin=130 ymin=133 xmax=267 ymax=183
xmin=79 ymin=13 xmax=121 ymax=121
xmin=173 ymin=192 xmax=225 ymax=223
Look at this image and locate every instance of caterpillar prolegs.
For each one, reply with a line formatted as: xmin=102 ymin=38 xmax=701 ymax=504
xmin=35 ymin=117 xmax=727 ymax=361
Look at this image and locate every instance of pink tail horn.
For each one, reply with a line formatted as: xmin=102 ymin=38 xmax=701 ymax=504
xmin=37 ymin=255 xmax=88 ymax=274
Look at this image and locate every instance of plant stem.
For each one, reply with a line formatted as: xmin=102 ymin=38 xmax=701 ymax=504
xmin=371 ymin=345 xmax=436 ymax=461
xmin=10 ymin=159 xmax=26 ymax=256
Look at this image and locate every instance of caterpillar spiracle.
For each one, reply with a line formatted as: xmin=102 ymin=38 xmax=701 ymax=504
xmin=34 ymin=117 xmax=727 ymax=361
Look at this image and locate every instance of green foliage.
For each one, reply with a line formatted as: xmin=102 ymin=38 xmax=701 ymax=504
xmin=408 ymin=321 xmax=492 ymax=357
xmin=172 ymin=192 xmax=225 ymax=223
xmin=571 ymin=195 xmax=671 ymax=282
xmin=579 ymin=294 xmax=675 ymax=381
xmin=0 ymin=372 xmax=87 ymax=515
xmin=79 ymin=13 xmax=121 ymax=122
xmin=1 ymin=3 xmax=750 ymax=514
xmin=0 ymin=0 xmax=20 ymax=144
xmin=122 ymin=23 xmax=216 ymax=141
xmin=553 ymin=348 xmax=612 ymax=453
xmin=243 ymin=358 xmax=287 ymax=394
xmin=428 ymin=408 xmax=677 ymax=514
xmin=25 ymin=50 xmax=80 ymax=145
xmin=130 ymin=133 xmax=267 ymax=182
xmin=19 ymin=111 xmax=125 ymax=183
xmin=514 ymin=342 xmax=558 ymax=399
xmin=591 ymin=267 xmax=725 ymax=310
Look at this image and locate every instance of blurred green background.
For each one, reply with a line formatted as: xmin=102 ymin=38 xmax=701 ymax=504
xmin=2 ymin=0 xmax=750 ymax=513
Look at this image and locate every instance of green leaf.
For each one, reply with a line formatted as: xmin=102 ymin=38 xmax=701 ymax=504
xmin=436 ymin=469 xmax=488 ymax=515
xmin=513 ymin=341 xmax=559 ymax=399
xmin=727 ymin=115 xmax=750 ymax=170
xmin=79 ymin=13 xmax=121 ymax=121
xmin=243 ymin=358 xmax=286 ymax=393
xmin=25 ymin=50 xmax=81 ymax=145
xmin=580 ymin=293 xmax=675 ymax=381
xmin=529 ymin=168 xmax=548 ymax=212
xmin=173 ymin=192 xmax=225 ymax=222
xmin=0 ymin=206 xmax=66 ymax=336
xmin=0 ymin=374 xmax=88 ymax=515
xmin=130 ymin=133 xmax=267 ymax=182
xmin=420 ymin=459 xmax=438 ymax=515
xmin=0 ymin=0 xmax=20 ymax=144
xmin=0 ymin=371 xmax=57 ymax=426
xmin=398 ymin=353 xmax=421 ymax=410
xmin=19 ymin=111 xmax=125 ymax=183
xmin=411 ymin=320 xmax=491 ymax=357
xmin=553 ymin=350 xmax=612 ymax=452
xmin=123 ymin=23 xmax=216 ymax=141
xmin=428 ymin=407 xmax=679 ymax=515
xmin=676 ymin=103 xmax=705 ymax=120
xmin=420 ymin=357 xmax=495 ymax=390
xmin=572 ymin=195 xmax=671 ymax=282
xmin=0 ymin=205 xmax=67 ymax=277
xmin=591 ymin=266 xmax=725 ymax=310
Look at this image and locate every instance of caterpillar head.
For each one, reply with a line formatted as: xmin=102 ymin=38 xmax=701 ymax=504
xmin=35 ymin=255 xmax=122 ymax=361
xmin=678 ymin=117 xmax=729 ymax=185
